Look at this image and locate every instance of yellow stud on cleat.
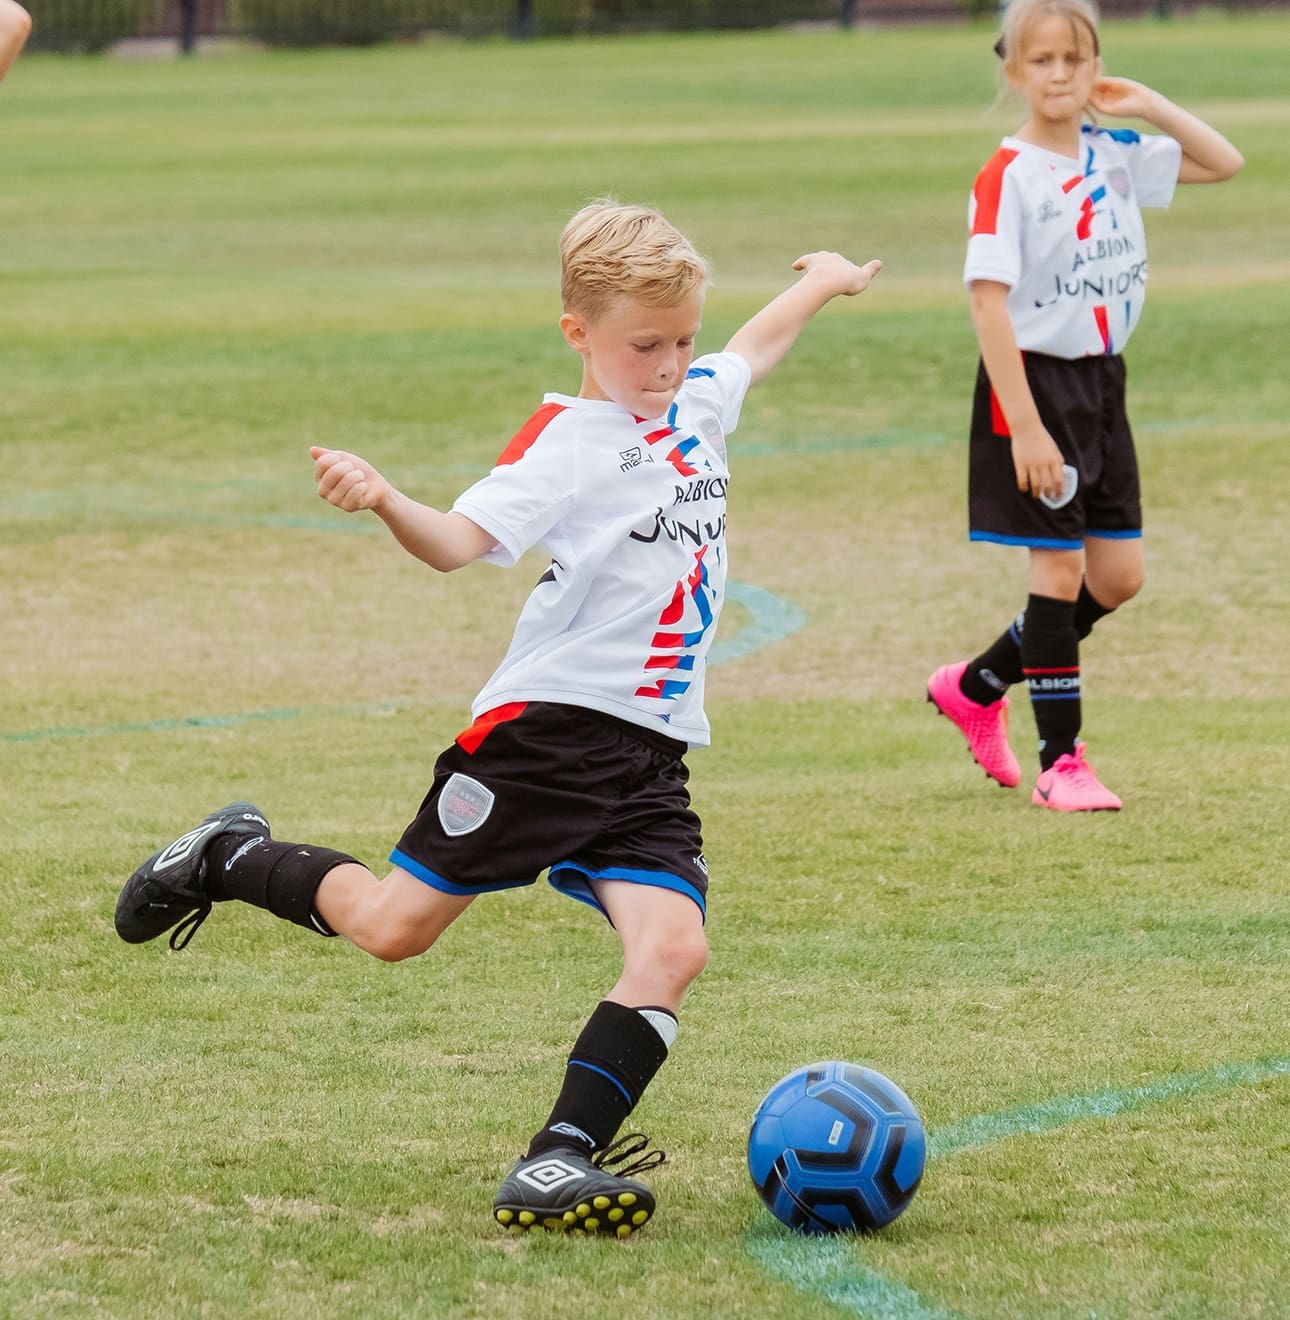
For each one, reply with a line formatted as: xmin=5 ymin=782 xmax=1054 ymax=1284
xmin=496 ymin=1209 xmax=513 ymax=1225
xmin=593 ymin=1195 xmax=610 ymax=1210
xmin=617 ymin=1224 xmax=633 ymax=1238
xmin=518 ymin=1211 xmax=536 ymax=1226
xmin=576 ymin=1203 xmax=590 ymax=1217
xmin=584 ymin=1218 xmax=600 ymax=1231
xmin=619 ymin=1192 xmax=636 ymax=1206
xmin=632 ymin=1210 xmax=649 ymax=1225
xmin=608 ymin=1207 xmax=624 ymax=1222
xmin=544 ymin=1217 xmax=563 ymax=1230
xmin=563 ymin=1210 xmax=577 ymax=1225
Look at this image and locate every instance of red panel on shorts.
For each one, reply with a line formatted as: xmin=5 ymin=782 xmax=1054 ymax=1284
xmin=989 ymin=386 xmax=1010 ymax=437
xmin=456 ymin=702 xmax=529 ymax=754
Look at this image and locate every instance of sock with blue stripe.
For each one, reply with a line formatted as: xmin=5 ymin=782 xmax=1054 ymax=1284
xmin=526 ymin=1000 xmax=674 ymax=1159
xmin=1021 ymin=592 xmax=1081 ymax=771
xmin=963 ymin=583 xmax=1113 ymax=707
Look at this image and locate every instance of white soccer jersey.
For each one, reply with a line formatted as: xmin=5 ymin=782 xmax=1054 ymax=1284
xmin=964 ymin=126 xmax=1182 ymax=358
xmin=451 ymin=351 xmax=753 ymax=747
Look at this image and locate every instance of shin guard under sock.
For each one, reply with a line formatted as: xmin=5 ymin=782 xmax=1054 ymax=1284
xmin=206 ymin=836 xmax=357 ymax=935
xmin=527 ymin=1001 xmax=675 ymax=1158
xmin=1021 ymin=593 xmax=1081 ymax=770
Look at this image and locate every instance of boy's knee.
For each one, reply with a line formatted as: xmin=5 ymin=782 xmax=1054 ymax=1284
xmin=362 ymin=920 xmax=437 ymax=963
xmin=649 ymin=927 xmax=709 ymax=989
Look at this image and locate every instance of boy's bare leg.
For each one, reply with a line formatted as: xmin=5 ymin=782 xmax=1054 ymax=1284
xmin=494 ymin=880 xmax=706 ymax=1234
xmin=314 ymin=864 xmax=474 ymax=962
xmin=591 ymin=879 xmax=709 ymax=1014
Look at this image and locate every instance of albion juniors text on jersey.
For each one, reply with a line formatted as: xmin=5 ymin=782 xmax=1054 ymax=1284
xmin=965 ymin=126 xmax=1182 ymax=359
xmin=452 ymin=351 xmax=753 ymax=747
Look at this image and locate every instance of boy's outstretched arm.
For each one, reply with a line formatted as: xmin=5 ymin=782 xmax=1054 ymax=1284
xmin=0 ymin=0 xmax=32 ymax=84
xmin=724 ymin=251 xmax=882 ymax=387
xmin=310 ymin=446 xmax=495 ymax=573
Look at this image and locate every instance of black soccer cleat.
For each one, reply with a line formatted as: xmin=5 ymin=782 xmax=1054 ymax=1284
xmin=114 ymin=802 xmax=270 ymax=950
xmin=492 ymin=1133 xmax=665 ymax=1237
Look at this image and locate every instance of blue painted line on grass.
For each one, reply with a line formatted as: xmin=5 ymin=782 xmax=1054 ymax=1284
xmin=745 ymin=1055 xmax=1290 ymax=1320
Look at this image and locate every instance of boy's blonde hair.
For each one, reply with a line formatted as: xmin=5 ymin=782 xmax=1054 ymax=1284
xmin=997 ymin=0 xmax=1100 ymax=78
xmin=560 ymin=201 xmax=709 ymax=321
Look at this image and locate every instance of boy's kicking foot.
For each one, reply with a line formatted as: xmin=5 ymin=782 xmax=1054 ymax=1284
xmin=493 ymin=1134 xmax=663 ymax=1236
xmin=115 ymin=802 xmax=270 ymax=949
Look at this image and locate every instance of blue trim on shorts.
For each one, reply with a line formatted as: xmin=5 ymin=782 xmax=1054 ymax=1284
xmin=389 ymin=848 xmax=533 ymax=896
xmin=1029 ymin=692 xmax=1081 ymax=701
xmin=548 ymin=861 xmax=707 ymax=923
xmin=970 ymin=530 xmax=1084 ymax=551
xmin=570 ymin=1060 xmax=634 ymax=1105
xmin=1086 ymin=527 xmax=1143 ymax=540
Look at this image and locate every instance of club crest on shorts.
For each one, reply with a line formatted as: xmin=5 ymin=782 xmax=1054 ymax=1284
xmin=438 ymin=773 xmax=495 ymax=837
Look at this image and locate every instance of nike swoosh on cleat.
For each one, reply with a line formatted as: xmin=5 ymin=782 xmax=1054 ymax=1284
xmin=1036 ymin=784 xmax=1053 ymax=801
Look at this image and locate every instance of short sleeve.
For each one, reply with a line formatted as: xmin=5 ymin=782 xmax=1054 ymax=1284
xmin=681 ymin=352 xmax=753 ymax=438
xmin=964 ymin=147 xmax=1024 ymax=289
xmin=1099 ymin=128 xmax=1182 ymax=209
xmin=452 ymin=408 xmax=577 ymax=567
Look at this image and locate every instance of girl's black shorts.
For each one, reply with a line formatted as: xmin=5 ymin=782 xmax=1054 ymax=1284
xmin=389 ymin=701 xmax=708 ymax=922
xmin=968 ymin=352 xmax=1143 ymax=551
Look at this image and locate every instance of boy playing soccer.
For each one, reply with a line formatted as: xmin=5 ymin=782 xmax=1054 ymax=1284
xmin=115 ymin=202 xmax=881 ymax=1234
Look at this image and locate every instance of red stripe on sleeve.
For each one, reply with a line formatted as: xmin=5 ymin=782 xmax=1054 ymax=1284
xmin=494 ymin=402 xmax=567 ymax=467
xmin=971 ymin=148 xmax=1020 ymax=237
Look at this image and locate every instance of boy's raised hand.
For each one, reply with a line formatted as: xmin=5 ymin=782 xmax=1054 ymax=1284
xmin=792 ymin=251 xmax=883 ymax=298
xmin=311 ymin=446 xmax=392 ymax=513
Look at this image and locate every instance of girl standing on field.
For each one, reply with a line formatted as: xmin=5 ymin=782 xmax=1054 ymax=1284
xmin=928 ymin=0 xmax=1242 ymax=811
xmin=0 ymin=0 xmax=31 ymax=83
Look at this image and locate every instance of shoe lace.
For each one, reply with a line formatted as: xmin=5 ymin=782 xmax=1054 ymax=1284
xmin=1056 ymin=747 xmax=1096 ymax=787
xmin=593 ymin=1132 xmax=666 ymax=1177
xmin=168 ymin=901 xmax=212 ymax=951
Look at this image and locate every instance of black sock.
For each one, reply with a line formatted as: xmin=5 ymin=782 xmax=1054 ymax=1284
xmin=963 ymin=581 xmax=1112 ymax=707
xmin=206 ymin=835 xmax=357 ymax=935
xmin=962 ymin=608 xmax=1026 ymax=704
xmin=526 ymin=1001 xmax=675 ymax=1158
xmin=1073 ymin=582 xmax=1113 ymax=640
xmin=1021 ymin=593 xmax=1081 ymax=770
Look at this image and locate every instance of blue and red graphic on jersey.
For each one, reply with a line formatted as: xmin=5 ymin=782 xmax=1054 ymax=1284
xmin=636 ymin=546 xmax=716 ymax=703
xmin=1065 ymin=161 xmax=1114 ymax=352
xmin=643 ymin=403 xmax=705 ymax=477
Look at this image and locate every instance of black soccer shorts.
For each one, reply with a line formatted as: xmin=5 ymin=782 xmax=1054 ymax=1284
xmin=967 ymin=352 xmax=1143 ymax=550
xmin=389 ymin=701 xmax=709 ymax=921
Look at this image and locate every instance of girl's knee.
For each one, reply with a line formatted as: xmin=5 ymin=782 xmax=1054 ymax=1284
xmin=1095 ymin=565 xmax=1144 ymax=608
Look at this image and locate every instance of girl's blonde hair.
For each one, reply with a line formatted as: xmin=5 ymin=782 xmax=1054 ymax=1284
xmin=996 ymin=0 xmax=1100 ymax=79
xmin=560 ymin=201 xmax=709 ymax=321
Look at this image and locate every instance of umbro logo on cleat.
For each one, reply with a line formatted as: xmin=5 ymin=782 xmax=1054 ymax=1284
xmin=516 ymin=1159 xmax=586 ymax=1193
xmin=151 ymin=822 xmax=224 ymax=874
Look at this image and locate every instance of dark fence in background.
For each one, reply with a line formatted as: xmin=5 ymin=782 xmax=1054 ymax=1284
xmin=25 ymin=0 xmax=1285 ymax=51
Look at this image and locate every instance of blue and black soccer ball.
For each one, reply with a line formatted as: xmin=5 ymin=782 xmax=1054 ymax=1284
xmin=748 ymin=1061 xmax=925 ymax=1234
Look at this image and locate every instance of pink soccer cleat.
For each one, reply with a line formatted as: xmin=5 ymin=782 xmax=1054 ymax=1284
xmin=1031 ymin=745 xmax=1121 ymax=812
xmin=926 ymin=661 xmax=1021 ymax=788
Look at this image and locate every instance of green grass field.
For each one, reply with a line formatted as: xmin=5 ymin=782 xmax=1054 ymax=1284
xmin=2 ymin=14 xmax=1289 ymax=1318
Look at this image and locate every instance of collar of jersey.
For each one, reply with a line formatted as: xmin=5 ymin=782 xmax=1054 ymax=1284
xmin=543 ymin=391 xmax=668 ymax=424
